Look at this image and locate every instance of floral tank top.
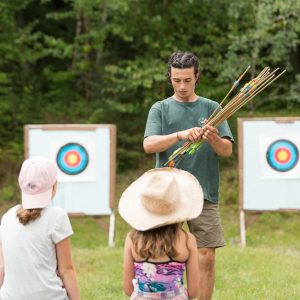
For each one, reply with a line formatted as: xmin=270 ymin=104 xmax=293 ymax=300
xmin=133 ymin=256 xmax=186 ymax=293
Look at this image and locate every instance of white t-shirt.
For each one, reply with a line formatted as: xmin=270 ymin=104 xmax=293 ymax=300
xmin=0 ymin=205 xmax=73 ymax=300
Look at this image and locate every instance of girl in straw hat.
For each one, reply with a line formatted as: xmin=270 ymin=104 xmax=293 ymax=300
xmin=119 ymin=167 xmax=203 ymax=299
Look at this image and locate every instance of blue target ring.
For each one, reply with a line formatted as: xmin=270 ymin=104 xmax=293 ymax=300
xmin=56 ymin=143 xmax=89 ymax=175
xmin=266 ymin=139 xmax=299 ymax=172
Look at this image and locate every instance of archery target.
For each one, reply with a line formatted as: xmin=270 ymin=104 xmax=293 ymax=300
xmin=259 ymin=134 xmax=300 ymax=179
xmin=56 ymin=143 xmax=89 ymax=175
xmin=240 ymin=119 xmax=300 ymax=211
xmin=51 ymin=137 xmax=96 ymax=182
xmin=25 ymin=125 xmax=116 ymax=215
xmin=266 ymin=140 xmax=299 ymax=172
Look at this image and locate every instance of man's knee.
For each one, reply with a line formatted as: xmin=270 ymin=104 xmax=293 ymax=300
xmin=198 ymin=248 xmax=215 ymax=269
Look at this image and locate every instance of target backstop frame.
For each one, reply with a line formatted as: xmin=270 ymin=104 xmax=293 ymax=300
xmin=24 ymin=124 xmax=116 ymax=247
xmin=238 ymin=117 xmax=300 ymax=247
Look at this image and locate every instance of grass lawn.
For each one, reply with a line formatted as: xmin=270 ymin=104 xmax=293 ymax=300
xmin=1 ymin=166 xmax=300 ymax=299
xmin=70 ymin=207 xmax=300 ymax=300
xmin=68 ymin=168 xmax=300 ymax=300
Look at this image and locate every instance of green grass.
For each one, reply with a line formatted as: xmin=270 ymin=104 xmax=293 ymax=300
xmin=69 ymin=203 xmax=300 ymax=299
xmin=215 ymin=246 xmax=300 ymax=300
xmin=2 ymin=166 xmax=300 ymax=299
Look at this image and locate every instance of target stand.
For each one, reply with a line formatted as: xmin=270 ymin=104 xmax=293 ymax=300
xmin=24 ymin=124 xmax=116 ymax=247
xmin=238 ymin=117 xmax=300 ymax=247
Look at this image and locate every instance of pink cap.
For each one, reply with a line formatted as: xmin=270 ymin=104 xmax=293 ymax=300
xmin=18 ymin=156 xmax=58 ymax=209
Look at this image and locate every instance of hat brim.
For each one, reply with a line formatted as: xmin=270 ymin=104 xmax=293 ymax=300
xmin=22 ymin=188 xmax=52 ymax=209
xmin=119 ymin=168 xmax=203 ymax=231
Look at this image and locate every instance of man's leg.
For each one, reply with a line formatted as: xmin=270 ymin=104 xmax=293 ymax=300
xmin=197 ymin=247 xmax=215 ymax=300
xmin=187 ymin=200 xmax=225 ymax=300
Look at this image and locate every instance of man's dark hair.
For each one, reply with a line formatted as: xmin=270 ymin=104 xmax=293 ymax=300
xmin=166 ymin=51 xmax=201 ymax=84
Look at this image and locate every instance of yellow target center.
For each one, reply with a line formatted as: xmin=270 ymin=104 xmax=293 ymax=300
xmin=66 ymin=153 xmax=79 ymax=165
xmin=277 ymin=150 xmax=288 ymax=162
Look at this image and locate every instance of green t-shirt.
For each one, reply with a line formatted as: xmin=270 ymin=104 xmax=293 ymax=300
xmin=144 ymin=96 xmax=234 ymax=203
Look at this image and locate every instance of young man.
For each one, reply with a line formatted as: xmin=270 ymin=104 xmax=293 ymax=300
xmin=143 ymin=51 xmax=234 ymax=300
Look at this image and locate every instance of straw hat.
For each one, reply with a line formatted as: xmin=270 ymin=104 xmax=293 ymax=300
xmin=119 ymin=167 xmax=203 ymax=231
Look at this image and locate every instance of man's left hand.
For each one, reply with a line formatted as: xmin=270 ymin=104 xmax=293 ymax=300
xmin=201 ymin=125 xmax=220 ymax=145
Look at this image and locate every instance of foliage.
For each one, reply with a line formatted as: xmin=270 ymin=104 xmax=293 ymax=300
xmin=0 ymin=0 xmax=299 ymax=177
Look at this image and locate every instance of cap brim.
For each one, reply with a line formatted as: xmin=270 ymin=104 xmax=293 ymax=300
xmin=22 ymin=188 xmax=52 ymax=209
xmin=119 ymin=168 xmax=204 ymax=231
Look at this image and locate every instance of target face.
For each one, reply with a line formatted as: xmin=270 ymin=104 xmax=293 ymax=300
xmin=56 ymin=143 xmax=89 ymax=175
xmin=266 ymin=139 xmax=299 ymax=172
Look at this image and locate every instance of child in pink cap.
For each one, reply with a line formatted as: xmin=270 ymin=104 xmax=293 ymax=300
xmin=0 ymin=156 xmax=80 ymax=300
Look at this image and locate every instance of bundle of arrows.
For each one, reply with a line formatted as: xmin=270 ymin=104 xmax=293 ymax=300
xmin=165 ymin=66 xmax=286 ymax=167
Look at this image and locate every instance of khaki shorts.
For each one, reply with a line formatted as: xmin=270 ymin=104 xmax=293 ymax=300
xmin=187 ymin=200 xmax=225 ymax=248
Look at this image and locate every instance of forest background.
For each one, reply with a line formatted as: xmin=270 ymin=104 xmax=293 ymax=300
xmin=1 ymin=0 xmax=300 ymax=181
xmin=1 ymin=1 xmax=300 ymax=299
xmin=0 ymin=0 xmax=299 ymax=202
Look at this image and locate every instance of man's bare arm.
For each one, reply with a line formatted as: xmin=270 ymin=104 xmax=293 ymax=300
xmin=143 ymin=133 xmax=178 ymax=154
xmin=202 ymin=125 xmax=232 ymax=157
xmin=143 ymin=127 xmax=202 ymax=154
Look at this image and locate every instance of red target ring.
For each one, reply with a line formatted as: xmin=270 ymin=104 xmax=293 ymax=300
xmin=56 ymin=143 xmax=89 ymax=175
xmin=64 ymin=151 xmax=82 ymax=167
xmin=274 ymin=148 xmax=291 ymax=164
xmin=266 ymin=140 xmax=299 ymax=172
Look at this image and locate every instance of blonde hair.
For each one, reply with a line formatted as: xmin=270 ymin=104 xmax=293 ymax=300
xmin=130 ymin=223 xmax=187 ymax=259
xmin=16 ymin=206 xmax=42 ymax=225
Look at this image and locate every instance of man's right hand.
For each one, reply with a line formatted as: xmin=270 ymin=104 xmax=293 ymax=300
xmin=178 ymin=127 xmax=203 ymax=142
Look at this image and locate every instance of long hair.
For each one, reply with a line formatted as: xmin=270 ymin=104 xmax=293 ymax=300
xmin=16 ymin=206 xmax=42 ymax=225
xmin=166 ymin=51 xmax=201 ymax=84
xmin=130 ymin=223 xmax=183 ymax=259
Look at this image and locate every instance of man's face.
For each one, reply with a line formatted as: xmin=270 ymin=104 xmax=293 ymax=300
xmin=170 ymin=67 xmax=198 ymax=101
